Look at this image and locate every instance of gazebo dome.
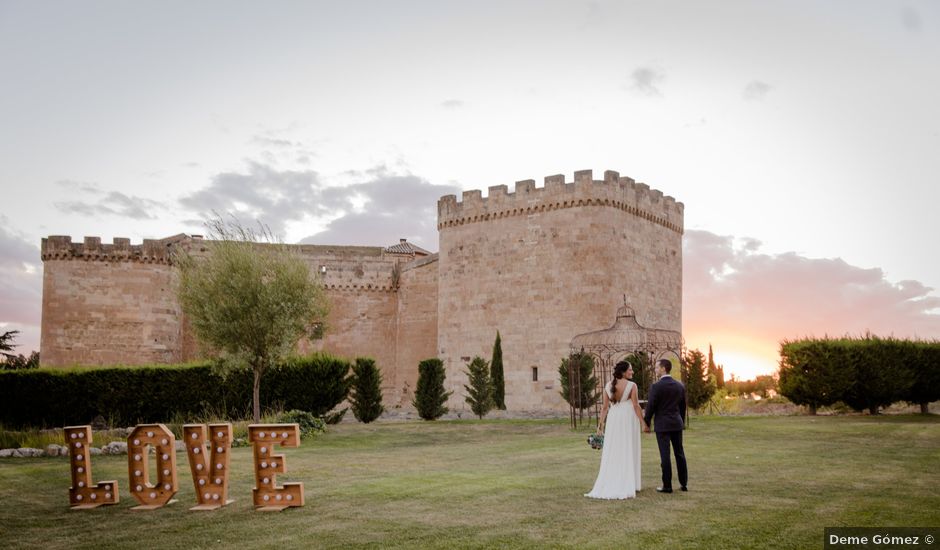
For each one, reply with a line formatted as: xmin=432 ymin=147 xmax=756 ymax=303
xmin=616 ymin=304 xmax=636 ymax=320
xmin=568 ymin=299 xmax=683 ymax=405
xmin=570 ymin=304 xmax=680 ymax=351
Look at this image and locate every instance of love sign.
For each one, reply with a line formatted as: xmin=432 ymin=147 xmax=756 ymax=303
xmin=183 ymin=423 xmax=234 ymax=510
xmin=127 ymin=424 xmax=178 ymax=509
xmin=65 ymin=426 xmax=119 ymax=509
xmin=65 ymin=423 xmax=303 ymax=512
xmin=249 ymin=425 xmax=304 ymax=511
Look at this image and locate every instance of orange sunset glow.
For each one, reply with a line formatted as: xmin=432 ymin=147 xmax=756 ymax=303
xmin=682 ymin=230 xmax=940 ymax=382
xmin=682 ymin=332 xmax=778 ymax=381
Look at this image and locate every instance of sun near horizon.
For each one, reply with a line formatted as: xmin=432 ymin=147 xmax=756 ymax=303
xmin=683 ymin=330 xmax=781 ymax=381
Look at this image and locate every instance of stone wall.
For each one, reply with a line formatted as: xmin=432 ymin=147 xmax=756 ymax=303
xmin=40 ymin=236 xmax=182 ymax=366
xmin=39 ymin=168 xmax=682 ymax=413
xmin=232 ymin=243 xmax=418 ymax=406
xmin=40 ymin=236 xmax=439 ymax=406
xmin=393 ymin=255 xmax=439 ymax=407
xmin=436 ymin=169 xmax=683 ymax=412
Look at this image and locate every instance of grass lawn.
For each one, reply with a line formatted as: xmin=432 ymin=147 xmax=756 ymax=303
xmin=1 ymin=415 xmax=938 ymax=549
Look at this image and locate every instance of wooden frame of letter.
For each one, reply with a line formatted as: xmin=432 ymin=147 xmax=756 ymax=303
xmin=127 ymin=424 xmax=179 ymax=510
xmin=65 ymin=426 xmax=119 ymax=509
xmin=183 ymin=423 xmax=234 ymax=510
xmin=248 ymin=424 xmax=304 ymax=511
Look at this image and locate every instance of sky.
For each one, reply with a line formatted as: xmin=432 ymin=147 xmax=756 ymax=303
xmin=2 ymin=0 xmax=939 ymax=379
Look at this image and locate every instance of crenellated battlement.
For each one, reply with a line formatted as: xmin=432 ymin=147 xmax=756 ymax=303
xmin=437 ymin=169 xmax=684 ymax=234
xmin=41 ymin=235 xmax=179 ymax=264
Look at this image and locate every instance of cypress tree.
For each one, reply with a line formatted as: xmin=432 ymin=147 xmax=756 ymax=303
xmin=490 ymin=331 xmax=506 ymax=410
xmin=413 ymin=358 xmax=452 ymax=420
xmin=707 ymin=344 xmax=724 ymax=389
xmin=682 ymin=349 xmax=716 ymax=410
xmin=465 ymin=356 xmax=494 ymax=419
xmin=558 ymin=352 xmax=599 ymax=410
xmin=349 ymin=357 xmax=385 ymax=423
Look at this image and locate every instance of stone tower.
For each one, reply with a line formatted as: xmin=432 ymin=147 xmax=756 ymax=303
xmin=40 ymin=235 xmax=185 ymax=366
xmin=38 ymin=168 xmax=682 ymax=413
xmin=436 ymin=169 xmax=683 ymax=410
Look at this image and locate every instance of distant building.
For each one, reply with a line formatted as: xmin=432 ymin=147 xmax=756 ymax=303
xmin=40 ymin=169 xmax=683 ymax=411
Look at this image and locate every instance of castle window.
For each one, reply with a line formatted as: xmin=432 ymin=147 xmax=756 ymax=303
xmin=532 ymin=367 xmax=538 ymax=381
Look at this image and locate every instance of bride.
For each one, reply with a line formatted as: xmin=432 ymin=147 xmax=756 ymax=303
xmin=585 ymin=361 xmax=647 ymax=499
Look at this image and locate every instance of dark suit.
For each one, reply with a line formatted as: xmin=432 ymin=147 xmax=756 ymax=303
xmin=643 ymin=374 xmax=688 ymax=489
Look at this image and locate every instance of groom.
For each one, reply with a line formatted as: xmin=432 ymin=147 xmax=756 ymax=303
xmin=643 ymin=359 xmax=688 ymax=493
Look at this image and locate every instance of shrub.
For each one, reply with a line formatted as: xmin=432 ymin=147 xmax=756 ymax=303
xmin=904 ymin=343 xmax=940 ymax=414
xmin=840 ymin=336 xmax=913 ymax=415
xmin=778 ymin=336 xmax=933 ymax=415
xmin=277 ymin=409 xmax=326 ymax=439
xmin=413 ymin=358 xmax=451 ymax=421
xmin=0 ymin=353 xmax=351 ymax=429
xmin=778 ymin=339 xmax=851 ymax=415
xmin=349 ymin=357 xmax=385 ymax=423
xmin=322 ymin=409 xmax=348 ymax=425
xmin=558 ymin=352 xmax=599 ymax=410
xmin=464 ymin=356 xmax=494 ymax=419
xmin=265 ymin=354 xmax=351 ymax=416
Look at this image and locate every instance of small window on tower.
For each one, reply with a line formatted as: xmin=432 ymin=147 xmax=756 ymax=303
xmin=532 ymin=366 xmax=538 ymax=381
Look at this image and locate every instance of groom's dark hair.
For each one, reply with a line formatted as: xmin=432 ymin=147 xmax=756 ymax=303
xmin=657 ymin=359 xmax=672 ymax=373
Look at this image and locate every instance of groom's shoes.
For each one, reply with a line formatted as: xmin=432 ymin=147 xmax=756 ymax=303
xmin=680 ymin=486 xmax=688 ymax=492
xmin=656 ymin=487 xmax=673 ymax=493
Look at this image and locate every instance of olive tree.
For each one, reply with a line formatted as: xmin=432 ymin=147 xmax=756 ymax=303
xmin=176 ymin=217 xmax=329 ymax=422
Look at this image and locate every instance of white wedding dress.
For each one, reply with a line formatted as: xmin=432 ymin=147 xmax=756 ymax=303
xmin=585 ymin=380 xmax=642 ymax=499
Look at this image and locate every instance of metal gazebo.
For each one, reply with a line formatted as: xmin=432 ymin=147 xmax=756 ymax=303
xmin=566 ymin=300 xmax=684 ymax=427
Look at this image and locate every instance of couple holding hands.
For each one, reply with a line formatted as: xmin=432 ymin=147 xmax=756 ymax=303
xmin=585 ymin=359 xmax=689 ymax=499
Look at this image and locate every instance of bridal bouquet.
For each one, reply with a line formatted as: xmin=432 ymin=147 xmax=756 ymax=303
xmin=587 ymin=433 xmax=604 ymax=450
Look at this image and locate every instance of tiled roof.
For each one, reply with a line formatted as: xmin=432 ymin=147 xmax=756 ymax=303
xmin=385 ymin=239 xmax=431 ymax=256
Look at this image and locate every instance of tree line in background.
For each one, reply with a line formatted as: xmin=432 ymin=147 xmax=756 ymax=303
xmin=0 ymin=330 xmax=39 ymax=370
xmin=724 ymin=374 xmax=777 ymax=398
xmin=778 ymin=336 xmax=940 ymax=415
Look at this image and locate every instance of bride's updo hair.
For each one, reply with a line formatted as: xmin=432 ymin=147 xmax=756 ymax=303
xmin=610 ymin=362 xmax=630 ymax=403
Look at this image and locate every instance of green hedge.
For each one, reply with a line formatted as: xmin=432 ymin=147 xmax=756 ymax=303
xmin=779 ymin=336 xmax=939 ymax=414
xmin=0 ymin=353 xmax=351 ymax=429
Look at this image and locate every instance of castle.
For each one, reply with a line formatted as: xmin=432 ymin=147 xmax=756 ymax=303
xmin=40 ymin=169 xmax=684 ymax=412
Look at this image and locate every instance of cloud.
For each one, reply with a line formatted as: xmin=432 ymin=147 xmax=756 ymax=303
xmin=743 ymin=80 xmax=772 ymax=101
xmin=54 ymin=191 xmax=165 ymax=220
xmin=55 ymin=179 xmax=102 ymax=193
xmin=248 ymin=133 xmax=318 ymax=167
xmin=179 ymin=161 xmax=327 ymax=237
xmin=629 ymin=66 xmax=665 ymax=97
xmin=901 ymin=7 xmax=922 ymax=32
xmin=440 ymin=99 xmax=465 ymax=109
xmin=683 ymin=230 xmax=940 ymax=375
xmin=252 ymin=136 xmax=301 ymax=148
xmin=0 ymin=217 xmax=42 ymax=341
xmin=300 ymin=171 xmax=459 ymax=250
